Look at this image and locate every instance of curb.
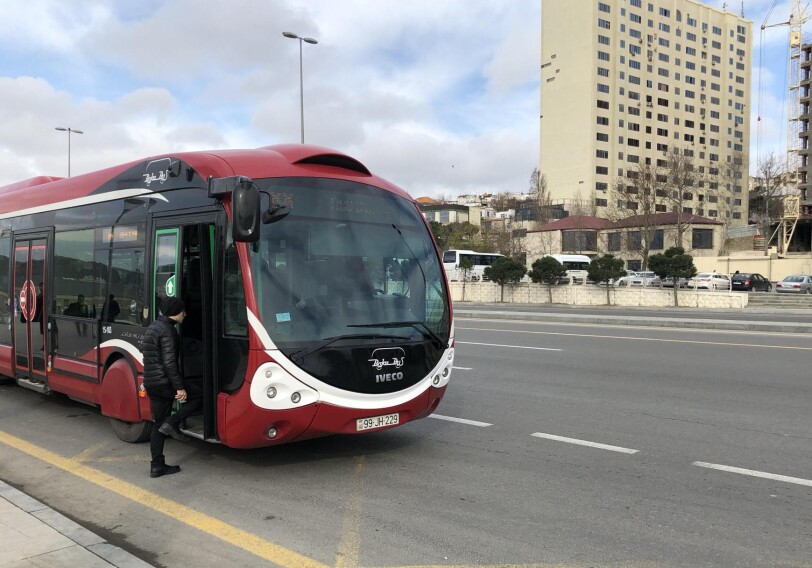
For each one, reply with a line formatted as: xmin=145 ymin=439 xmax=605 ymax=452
xmin=454 ymin=309 xmax=812 ymax=334
xmin=0 ymin=479 xmax=153 ymax=568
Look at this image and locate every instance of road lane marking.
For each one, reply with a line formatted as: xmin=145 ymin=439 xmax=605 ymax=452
xmin=456 ymin=341 xmax=562 ymax=352
xmin=336 ymin=456 xmax=365 ymax=568
xmin=531 ymin=432 xmax=639 ymax=454
xmin=452 ymin=366 xmax=473 ymax=370
xmin=0 ymin=430 xmax=328 ymax=568
xmin=430 ymin=414 xmax=492 ymax=427
xmin=457 ymin=326 xmax=812 ymax=351
xmin=693 ymin=461 xmax=812 ymax=487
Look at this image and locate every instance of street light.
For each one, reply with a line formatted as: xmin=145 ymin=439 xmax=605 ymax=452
xmin=54 ymin=127 xmax=84 ymax=177
xmin=282 ymin=31 xmax=318 ymax=144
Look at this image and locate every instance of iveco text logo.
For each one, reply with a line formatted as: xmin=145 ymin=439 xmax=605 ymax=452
xmin=369 ymin=347 xmax=405 ymax=370
xmin=376 ymin=372 xmax=404 ymax=383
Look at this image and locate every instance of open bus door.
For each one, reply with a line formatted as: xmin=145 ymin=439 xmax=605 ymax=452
xmin=152 ymin=215 xmax=217 ymax=440
xmin=12 ymin=233 xmax=50 ymax=392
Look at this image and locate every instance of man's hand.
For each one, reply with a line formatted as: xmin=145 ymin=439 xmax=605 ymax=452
xmin=175 ymin=389 xmax=188 ymax=402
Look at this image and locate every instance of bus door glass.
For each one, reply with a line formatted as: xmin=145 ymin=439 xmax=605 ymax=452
xmin=12 ymin=236 xmax=48 ymax=381
xmin=153 ymin=228 xmax=180 ymax=315
xmin=152 ymin=219 xmax=216 ymax=439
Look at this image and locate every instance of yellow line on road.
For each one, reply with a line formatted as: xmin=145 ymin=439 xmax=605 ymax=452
xmin=457 ymin=326 xmax=812 ymax=351
xmin=335 ymin=455 xmax=366 ymax=568
xmin=366 ymin=563 xmax=661 ymax=568
xmin=0 ymin=430 xmax=328 ymax=568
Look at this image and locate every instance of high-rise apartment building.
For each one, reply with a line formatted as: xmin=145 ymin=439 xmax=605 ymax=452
xmin=541 ymin=0 xmax=752 ymax=222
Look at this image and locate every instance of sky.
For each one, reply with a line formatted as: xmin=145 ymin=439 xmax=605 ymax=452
xmin=0 ymin=0 xmax=804 ymax=199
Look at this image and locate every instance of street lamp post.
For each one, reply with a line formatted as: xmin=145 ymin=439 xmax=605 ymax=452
xmin=54 ymin=127 xmax=84 ymax=177
xmin=282 ymin=31 xmax=318 ymax=144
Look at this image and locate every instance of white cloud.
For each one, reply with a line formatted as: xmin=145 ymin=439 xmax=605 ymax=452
xmin=0 ymin=0 xmax=801 ymax=198
xmin=0 ymin=0 xmax=543 ymax=199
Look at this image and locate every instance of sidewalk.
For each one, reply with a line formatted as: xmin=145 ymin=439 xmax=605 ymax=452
xmin=454 ymin=305 xmax=812 ymax=334
xmin=0 ymin=480 xmax=152 ymax=568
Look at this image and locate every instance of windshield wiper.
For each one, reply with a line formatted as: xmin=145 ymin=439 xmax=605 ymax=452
xmin=348 ymin=321 xmax=445 ymax=348
xmin=289 ymin=333 xmax=404 ymax=363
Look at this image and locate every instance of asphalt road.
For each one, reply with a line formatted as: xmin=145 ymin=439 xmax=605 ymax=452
xmin=456 ymin=300 xmax=812 ymax=323
xmin=1 ymin=318 xmax=810 ymax=567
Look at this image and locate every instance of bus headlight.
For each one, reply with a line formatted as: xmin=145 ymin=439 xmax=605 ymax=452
xmin=250 ymin=363 xmax=319 ymax=410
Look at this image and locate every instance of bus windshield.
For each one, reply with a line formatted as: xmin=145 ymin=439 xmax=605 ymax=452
xmin=249 ymin=178 xmax=450 ymax=364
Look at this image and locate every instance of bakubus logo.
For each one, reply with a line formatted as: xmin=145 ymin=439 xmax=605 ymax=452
xmin=369 ymin=347 xmax=406 ymax=383
xmin=369 ymin=347 xmax=406 ymax=370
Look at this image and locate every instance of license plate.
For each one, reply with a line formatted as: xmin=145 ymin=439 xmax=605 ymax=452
xmin=356 ymin=413 xmax=399 ymax=431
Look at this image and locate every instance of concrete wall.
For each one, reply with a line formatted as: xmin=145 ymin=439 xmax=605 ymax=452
xmin=694 ymin=256 xmax=812 ymax=282
xmin=450 ymin=281 xmax=748 ymax=309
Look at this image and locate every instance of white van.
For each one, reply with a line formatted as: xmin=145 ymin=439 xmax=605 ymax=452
xmin=442 ymin=249 xmax=504 ymax=281
xmin=544 ymin=254 xmax=592 ymax=284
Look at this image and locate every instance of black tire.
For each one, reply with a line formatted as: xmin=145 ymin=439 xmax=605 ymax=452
xmin=110 ymin=418 xmax=152 ymax=443
xmin=806 ymin=287 xmax=811 ymax=295
xmin=767 ymin=285 xmax=772 ymax=292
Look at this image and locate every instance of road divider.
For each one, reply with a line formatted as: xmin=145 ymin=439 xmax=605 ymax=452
xmin=693 ymin=461 xmax=812 ymax=487
xmin=456 ymin=341 xmax=562 ymax=352
xmin=532 ymin=432 xmax=639 ymax=454
xmin=430 ymin=414 xmax=492 ymax=427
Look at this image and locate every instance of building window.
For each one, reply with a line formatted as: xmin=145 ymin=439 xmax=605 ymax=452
xmin=651 ymin=229 xmax=664 ymax=250
xmin=562 ymin=231 xmax=598 ymax=252
xmin=596 ymin=182 xmax=608 ymax=191
xmin=692 ymin=228 xmax=713 ymax=249
xmin=597 ymin=133 xmax=609 ymax=142
xmin=596 ymin=198 xmax=608 ymax=207
xmin=608 ymin=232 xmax=621 ymax=251
xmin=598 ymin=2 xmax=611 ymax=13
xmin=598 ymin=18 xmax=611 ymax=29
xmin=596 ymin=166 xmax=609 ymax=175
xmin=597 ymin=149 xmax=609 ymax=158
xmin=598 ymin=84 xmax=610 ymax=93
xmin=597 ymin=116 xmax=609 ymax=125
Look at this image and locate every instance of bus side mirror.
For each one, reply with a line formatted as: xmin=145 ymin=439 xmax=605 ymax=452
xmin=232 ymin=180 xmax=261 ymax=242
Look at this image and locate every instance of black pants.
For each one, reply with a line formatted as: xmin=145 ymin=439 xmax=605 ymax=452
xmin=147 ymin=386 xmax=202 ymax=465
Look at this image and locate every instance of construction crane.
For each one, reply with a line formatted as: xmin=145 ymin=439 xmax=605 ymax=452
xmin=759 ymin=0 xmax=810 ymax=254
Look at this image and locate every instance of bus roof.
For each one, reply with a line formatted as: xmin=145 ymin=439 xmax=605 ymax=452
xmin=0 ymin=145 xmax=411 ymax=217
xmin=445 ymin=249 xmax=504 ymax=255
xmin=545 ymin=254 xmax=592 ymax=262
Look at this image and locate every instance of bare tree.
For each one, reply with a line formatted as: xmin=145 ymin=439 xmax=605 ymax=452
xmin=713 ymin=150 xmax=746 ymax=255
xmin=608 ymin=163 xmax=665 ymax=269
xmin=753 ymin=152 xmax=786 ymax=256
xmin=527 ymin=169 xmax=555 ymax=226
xmin=660 ymin=147 xmax=701 ymax=247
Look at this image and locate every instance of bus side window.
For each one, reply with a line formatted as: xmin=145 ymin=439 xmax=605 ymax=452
xmin=223 ymin=239 xmax=247 ymax=337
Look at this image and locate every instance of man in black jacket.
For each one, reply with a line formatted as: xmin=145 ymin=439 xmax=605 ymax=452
xmin=141 ymin=297 xmax=201 ymax=478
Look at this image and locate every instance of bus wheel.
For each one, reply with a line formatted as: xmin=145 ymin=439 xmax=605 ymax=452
xmin=110 ymin=418 xmax=152 ymax=443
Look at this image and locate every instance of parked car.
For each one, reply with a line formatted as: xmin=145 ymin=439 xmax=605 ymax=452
xmin=630 ymin=271 xmax=661 ymax=287
xmin=730 ymin=272 xmax=772 ymax=292
xmin=613 ymin=270 xmax=638 ymax=286
xmin=686 ymin=272 xmax=730 ymax=290
xmin=776 ymin=274 xmax=812 ymax=294
xmin=662 ymin=277 xmax=688 ymax=288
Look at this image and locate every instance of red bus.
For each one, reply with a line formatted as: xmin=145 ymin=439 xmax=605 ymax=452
xmin=0 ymin=145 xmax=454 ymax=448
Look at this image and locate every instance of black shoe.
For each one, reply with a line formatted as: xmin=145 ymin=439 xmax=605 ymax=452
xmin=150 ymin=464 xmax=181 ymax=478
xmin=158 ymin=422 xmax=190 ymax=442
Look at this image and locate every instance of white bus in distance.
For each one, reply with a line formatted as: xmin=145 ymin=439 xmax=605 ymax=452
xmin=442 ymin=249 xmax=504 ymax=282
xmin=544 ymin=254 xmax=592 ymax=284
